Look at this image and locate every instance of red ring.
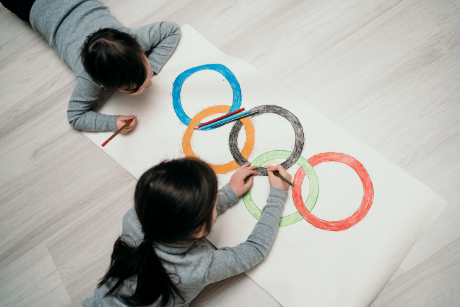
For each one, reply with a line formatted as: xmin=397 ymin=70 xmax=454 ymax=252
xmin=293 ymin=152 xmax=374 ymax=231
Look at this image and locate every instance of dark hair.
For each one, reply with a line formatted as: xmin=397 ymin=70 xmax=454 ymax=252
xmin=81 ymin=28 xmax=147 ymax=93
xmin=98 ymin=157 xmax=218 ymax=306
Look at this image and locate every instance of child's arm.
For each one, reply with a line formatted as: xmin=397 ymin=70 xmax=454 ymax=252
xmin=67 ymin=76 xmax=119 ymax=131
xmin=215 ymin=184 xmax=239 ymax=215
xmin=133 ymin=22 xmax=181 ymax=74
xmin=216 ymin=163 xmax=259 ymax=215
xmin=204 ymin=165 xmax=291 ymax=284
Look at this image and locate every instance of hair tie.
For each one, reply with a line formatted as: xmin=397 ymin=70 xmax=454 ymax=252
xmin=143 ymin=236 xmax=153 ymax=244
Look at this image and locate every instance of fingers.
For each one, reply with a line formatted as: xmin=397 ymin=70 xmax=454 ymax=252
xmin=244 ymin=175 xmax=254 ymax=186
xmin=239 ymin=167 xmax=258 ymax=178
xmin=267 ymin=164 xmax=292 ymax=191
xmin=267 ymin=164 xmax=283 ymax=172
xmin=268 ymin=164 xmax=289 ymax=177
xmin=241 ymin=162 xmax=257 ymax=168
xmin=229 ymin=163 xmax=257 ymax=197
xmin=118 ymin=116 xmax=137 ymax=134
xmin=237 ymin=163 xmax=257 ymax=174
xmin=239 ymin=162 xmax=253 ymax=170
xmin=118 ymin=115 xmax=135 ymax=120
xmin=122 ymin=126 xmax=134 ymax=133
xmin=126 ymin=116 xmax=137 ymax=129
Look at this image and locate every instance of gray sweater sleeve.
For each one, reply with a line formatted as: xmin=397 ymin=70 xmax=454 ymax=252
xmin=67 ymin=76 xmax=119 ymax=131
xmin=133 ymin=22 xmax=181 ymax=74
xmin=205 ymin=187 xmax=288 ymax=284
xmin=216 ymin=184 xmax=239 ymax=215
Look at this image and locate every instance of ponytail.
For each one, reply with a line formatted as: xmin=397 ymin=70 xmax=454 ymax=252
xmin=99 ymin=236 xmax=183 ymax=306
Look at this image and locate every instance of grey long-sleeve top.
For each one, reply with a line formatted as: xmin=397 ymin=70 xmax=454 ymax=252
xmin=82 ymin=184 xmax=288 ymax=307
xmin=29 ymin=0 xmax=181 ymax=131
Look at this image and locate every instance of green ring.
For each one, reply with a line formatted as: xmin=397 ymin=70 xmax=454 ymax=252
xmin=242 ymin=150 xmax=319 ymax=226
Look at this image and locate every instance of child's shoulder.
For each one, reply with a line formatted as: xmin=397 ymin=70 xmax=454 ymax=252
xmin=121 ymin=207 xmax=143 ymax=244
xmin=122 ymin=207 xmax=138 ymax=225
xmin=186 ymin=240 xmax=215 ymax=264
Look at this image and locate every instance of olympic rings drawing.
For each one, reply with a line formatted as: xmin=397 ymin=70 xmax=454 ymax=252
xmin=172 ymin=64 xmax=242 ymax=128
xmin=172 ymin=64 xmax=374 ymax=231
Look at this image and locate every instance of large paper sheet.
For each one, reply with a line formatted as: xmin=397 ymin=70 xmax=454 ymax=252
xmin=83 ymin=25 xmax=447 ymax=307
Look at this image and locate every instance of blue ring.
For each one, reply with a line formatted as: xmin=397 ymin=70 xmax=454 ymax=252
xmin=172 ymin=64 xmax=242 ymax=128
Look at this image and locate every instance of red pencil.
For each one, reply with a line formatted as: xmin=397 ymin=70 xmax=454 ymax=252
xmin=101 ymin=118 xmax=135 ymax=147
xmin=196 ymin=108 xmax=245 ymax=130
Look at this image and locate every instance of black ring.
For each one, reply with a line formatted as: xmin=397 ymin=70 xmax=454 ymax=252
xmin=229 ymin=105 xmax=305 ymax=176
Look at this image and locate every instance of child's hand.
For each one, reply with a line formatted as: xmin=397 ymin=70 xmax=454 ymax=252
xmin=268 ymin=164 xmax=292 ymax=191
xmin=116 ymin=115 xmax=137 ymax=134
xmin=229 ymin=162 xmax=259 ymax=197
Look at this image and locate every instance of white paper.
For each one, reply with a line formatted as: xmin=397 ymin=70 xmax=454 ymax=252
xmin=83 ymin=25 xmax=447 ymax=307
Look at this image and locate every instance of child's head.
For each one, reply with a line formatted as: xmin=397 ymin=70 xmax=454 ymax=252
xmin=135 ymin=157 xmax=218 ymax=242
xmin=81 ymin=28 xmax=154 ymax=95
xmin=99 ymin=157 xmax=218 ymax=306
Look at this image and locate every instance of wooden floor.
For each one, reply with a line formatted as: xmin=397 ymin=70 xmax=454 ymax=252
xmin=0 ymin=0 xmax=459 ymax=306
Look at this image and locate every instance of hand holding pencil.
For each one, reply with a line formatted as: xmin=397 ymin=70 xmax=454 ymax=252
xmin=102 ymin=116 xmax=137 ymax=147
xmin=267 ymin=164 xmax=292 ymax=191
xmin=115 ymin=115 xmax=137 ymax=134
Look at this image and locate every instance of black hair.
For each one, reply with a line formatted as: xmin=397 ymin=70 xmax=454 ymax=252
xmin=98 ymin=157 xmax=218 ymax=306
xmin=81 ymin=28 xmax=147 ymax=93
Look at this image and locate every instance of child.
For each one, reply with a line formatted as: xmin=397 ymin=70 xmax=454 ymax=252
xmin=82 ymin=157 xmax=291 ymax=306
xmin=1 ymin=0 xmax=180 ymax=133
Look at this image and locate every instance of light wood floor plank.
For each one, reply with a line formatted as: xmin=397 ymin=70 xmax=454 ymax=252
xmin=372 ymin=237 xmax=460 ymax=307
xmin=45 ymin=177 xmax=136 ymax=302
xmin=190 ymin=273 xmax=280 ymax=307
xmin=0 ymin=243 xmax=71 ymax=307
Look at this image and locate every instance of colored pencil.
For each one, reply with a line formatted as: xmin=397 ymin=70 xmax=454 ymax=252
xmin=200 ymin=110 xmax=251 ymax=130
xmin=205 ymin=110 xmax=259 ymax=129
xmin=273 ymin=171 xmax=294 ymax=187
xmin=195 ymin=107 xmax=245 ymax=130
xmin=244 ymin=170 xmax=294 ymax=187
xmin=101 ymin=118 xmax=135 ymax=147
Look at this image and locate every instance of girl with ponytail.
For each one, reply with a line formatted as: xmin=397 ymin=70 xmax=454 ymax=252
xmin=83 ymin=157 xmax=291 ymax=307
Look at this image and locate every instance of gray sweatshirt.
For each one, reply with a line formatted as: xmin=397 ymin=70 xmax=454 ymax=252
xmin=29 ymin=0 xmax=181 ymax=131
xmin=82 ymin=184 xmax=288 ymax=307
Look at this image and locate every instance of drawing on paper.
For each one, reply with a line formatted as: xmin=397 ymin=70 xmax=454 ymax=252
xmin=172 ymin=64 xmax=374 ymax=231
